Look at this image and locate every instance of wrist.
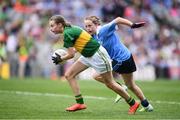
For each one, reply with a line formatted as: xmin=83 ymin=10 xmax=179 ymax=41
xmin=59 ymin=57 xmax=63 ymax=63
xmin=131 ymin=23 xmax=135 ymax=28
xmin=130 ymin=22 xmax=133 ymax=27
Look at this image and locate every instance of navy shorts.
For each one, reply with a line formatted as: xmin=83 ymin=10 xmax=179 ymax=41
xmin=112 ymin=55 xmax=136 ymax=74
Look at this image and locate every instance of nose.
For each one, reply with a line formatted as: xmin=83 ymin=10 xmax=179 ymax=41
xmin=50 ymin=29 xmax=54 ymax=33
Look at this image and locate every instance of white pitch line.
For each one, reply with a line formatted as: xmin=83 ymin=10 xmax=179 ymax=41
xmin=0 ymin=90 xmax=180 ymax=105
xmin=0 ymin=90 xmax=107 ymax=100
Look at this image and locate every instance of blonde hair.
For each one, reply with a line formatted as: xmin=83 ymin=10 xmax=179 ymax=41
xmin=84 ymin=16 xmax=101 ymax=25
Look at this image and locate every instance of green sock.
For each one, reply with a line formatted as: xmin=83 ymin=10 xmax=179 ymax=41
xmin=126 ymin=97 xmax=135 ymax=106
xmin=75 ymin=94 xmax=84 ymax=104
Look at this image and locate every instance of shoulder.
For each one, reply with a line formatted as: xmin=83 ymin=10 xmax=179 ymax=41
xmin=98 ymin=21 xmax=117 ymax=36
xmin=64 ymin=25 xmax=84 ymax=37
xmin=64 ymin=26 xmax=81 ymax=34
xmin=101 ymin=21 xmax=116 ymax=30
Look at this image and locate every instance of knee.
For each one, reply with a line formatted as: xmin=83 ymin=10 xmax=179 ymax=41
xmin=64 ymin=72 xmax=75 ymax=80
xmin=93 ymin=74 xmax=105 ymax=83
xmin=64 ymin=73 xmax=70 ymax=80
xmin=93 ymin=75 xmax=98 ymax=80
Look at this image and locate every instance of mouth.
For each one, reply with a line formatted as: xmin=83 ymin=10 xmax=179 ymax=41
xmin=88 ymin=31 xmax=92 ymax=34
xmin=51 ymin=31 xmax=58 ymax=34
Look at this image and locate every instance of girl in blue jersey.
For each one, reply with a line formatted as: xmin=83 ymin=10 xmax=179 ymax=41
xmin=84 ymin=16 xmax=153 ymax=112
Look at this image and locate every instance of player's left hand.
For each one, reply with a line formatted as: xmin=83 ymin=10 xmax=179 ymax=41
xmin=52 ymin=53 xmax=63 ymax=65
xmin=131 ymin=22 xmax=146 ymax=29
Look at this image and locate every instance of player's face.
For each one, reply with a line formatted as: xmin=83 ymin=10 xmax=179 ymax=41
xmin=49 ymin=20 xmax=64 ymax=34
xmin=84 ymin=20 xmax=97 ymax=35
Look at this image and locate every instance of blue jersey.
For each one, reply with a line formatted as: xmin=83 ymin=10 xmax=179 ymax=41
xmin=93 ymin=21 xmax=131 ymax=62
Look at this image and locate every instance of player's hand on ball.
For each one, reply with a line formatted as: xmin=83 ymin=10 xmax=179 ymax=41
xmin=131 ymin=22 xmax=146 ymax=29
xmin=52 ymin=53 xmax=63 ymax=65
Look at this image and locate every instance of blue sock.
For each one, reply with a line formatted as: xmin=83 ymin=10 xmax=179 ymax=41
xmin=141 ymin=99 xmax=149 ymax=107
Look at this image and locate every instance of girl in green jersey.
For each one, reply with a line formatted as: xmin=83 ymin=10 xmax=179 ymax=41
xmin=49 ymin=15 xmax=139 ymax=114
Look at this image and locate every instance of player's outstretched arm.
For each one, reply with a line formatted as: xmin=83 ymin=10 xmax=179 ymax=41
xmin=113 ymin=17 xmax=133 ymax=27
xmin=113 ymin=17 xmax=145 ymax=28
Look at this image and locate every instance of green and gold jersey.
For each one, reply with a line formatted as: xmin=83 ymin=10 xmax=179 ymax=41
xmin=63 ymin=26 xmax=100 ymax=57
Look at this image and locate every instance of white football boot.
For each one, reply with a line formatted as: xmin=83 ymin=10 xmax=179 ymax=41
xmin=139 ymin=104 xmax=154 ymax=112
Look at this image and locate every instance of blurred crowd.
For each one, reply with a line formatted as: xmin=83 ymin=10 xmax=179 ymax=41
xmin=0 ymin=0 xmax=179 ymax=80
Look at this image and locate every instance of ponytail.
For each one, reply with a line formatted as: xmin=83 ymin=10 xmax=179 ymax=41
xmin=50 ymin=15 xmax=71 ymax=27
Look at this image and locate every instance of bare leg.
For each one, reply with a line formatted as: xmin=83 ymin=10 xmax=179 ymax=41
xmin=64 ymin=60 xmax=88 ymax=111
xmin=95 ymin=71 xmax=146 ymax=101
xmin=122 ymin=73 xmax=154 ymax=111
xmin=122 ymin=73 xmax=145 ymax=101
xmin=100 ymin=71 xmax=130 ymax=100
xmin=93 ymin=71 xmax=122 ymax=84
xmin=64 ymin=60 xmax=88 ymax=96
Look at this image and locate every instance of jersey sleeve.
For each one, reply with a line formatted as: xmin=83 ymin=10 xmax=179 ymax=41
xmin=98 ymin=21 xmax=117 ymax=37
xmin=63 ymin=31 xmax=74 ymax=48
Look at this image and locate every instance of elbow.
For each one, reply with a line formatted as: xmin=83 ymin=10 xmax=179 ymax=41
xmin=115 ymin=17 xmax=132 ymax=27
xmin=116 ymin=17 xmax=123 ymax=21
xmin=113 ymin=17 xmax=123 ymax=24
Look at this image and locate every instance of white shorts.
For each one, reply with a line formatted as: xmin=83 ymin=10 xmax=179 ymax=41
xmin=78 ymin=46 xmax=112 ymax=74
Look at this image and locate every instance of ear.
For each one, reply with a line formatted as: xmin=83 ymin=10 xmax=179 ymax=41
xmin=58 ymin=23 xmax=63 ymax=27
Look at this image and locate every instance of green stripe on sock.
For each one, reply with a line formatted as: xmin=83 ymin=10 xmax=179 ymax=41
xmin=116 ymin=81 xmax=122 ymax=86
xmin=75 ymin=94 xmax=84 ymax=104
xmin=126 ymin=97 xmax=135 ymax=106
xmin=75 ymin=94 xmax=82 ymax=99
xmin=75 ymin=94 xmax=82 ymax=97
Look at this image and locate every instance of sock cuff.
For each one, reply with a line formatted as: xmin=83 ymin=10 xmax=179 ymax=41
xmin=75 ymin=94 xmax=82 ymax=99
xmin=127 ymin=97 xmax=133 ymax=103
xmin=126 ymin=97 xmax=135 ymax=106
xmin=141 ymin=99 xmax=149 ymax=107
xmin=75 ymin=94 xmax=84 ymax=104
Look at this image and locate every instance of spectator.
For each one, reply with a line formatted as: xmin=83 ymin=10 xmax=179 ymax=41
xmin=0 ymin=0 xmax=179 ymax=80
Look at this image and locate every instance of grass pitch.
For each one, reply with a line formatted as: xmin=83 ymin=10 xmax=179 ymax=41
xmin=0 ymin=78 xmax=180 ymax=119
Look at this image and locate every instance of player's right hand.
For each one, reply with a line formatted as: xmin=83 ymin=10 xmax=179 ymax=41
xmin=131 ymin=22 xmax=146 ymax=29
xmin=52 ymin=53 xmax=63 ymax=65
